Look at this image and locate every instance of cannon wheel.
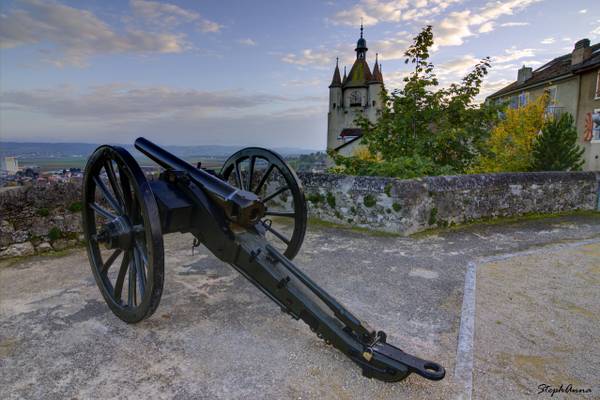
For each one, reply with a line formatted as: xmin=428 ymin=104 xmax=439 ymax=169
xmin=82 ymin=145 xmax=164 ymax=323
xmin=220 ymin=148 xmax=307 ymax=260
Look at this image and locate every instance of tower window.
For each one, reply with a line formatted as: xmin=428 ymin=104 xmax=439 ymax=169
xmin=333 ymin=102 xmax=336 ymax=108
xmin=372 ymin=100 xmax=376 ymax=107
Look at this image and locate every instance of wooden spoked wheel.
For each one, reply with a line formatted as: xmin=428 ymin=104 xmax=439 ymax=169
xmin=220 ymin=148 xmax=307 ymax=260
xmin=82 ymin=145 xmax=164 ymax=323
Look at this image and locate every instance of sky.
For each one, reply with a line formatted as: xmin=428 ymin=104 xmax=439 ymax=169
xmin=0 ymin=0 xmax=599 ymax=150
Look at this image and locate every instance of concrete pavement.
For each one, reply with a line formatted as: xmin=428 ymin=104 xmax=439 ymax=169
xmin=1 ymin=214 xmax=599 ymax=399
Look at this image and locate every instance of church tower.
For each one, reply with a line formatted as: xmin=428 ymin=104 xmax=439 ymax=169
xmin=327 ymin=25 xmax=384 ymax=153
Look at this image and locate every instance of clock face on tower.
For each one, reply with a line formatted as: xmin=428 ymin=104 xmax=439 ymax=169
xmin=350 ymin=90 xmax=361 ymax=106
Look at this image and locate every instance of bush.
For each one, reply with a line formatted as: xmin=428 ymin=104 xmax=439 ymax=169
xmin=328 ymin=152 xmax=455 ymax=179
xmin=67 ymin=202 xmax=83 ymax=213
xmin=307 ymin=193 xmax=323 ymax=204
xmin=326 ymin=192 xmax=336 ymax=208
xmin=48 ymin=227 xmax=62 ymax=241
xmin=531 ymin=113 xmax=584 ymax=171
xmin=471 ymin=94 xmax=547 ymax=173
xmin=363 ymin=194 xmax=377 ymax=207
xmin=37 ymin=208 xmax=49 ymax=217
xmin=392 ymin=202 xmax=402 ymax=212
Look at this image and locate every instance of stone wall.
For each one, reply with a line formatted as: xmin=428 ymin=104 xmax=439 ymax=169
xmin=297 ymin=171 xmax=600 ymax=235
xmin=1 ymin=171 xmax=598 ymax=258
xmin=0 ymin=182 xmax=84 ymax=258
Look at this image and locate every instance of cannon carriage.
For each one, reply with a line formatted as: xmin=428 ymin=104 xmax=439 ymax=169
xmin=81 ymin=138 xmax=445 ymax=383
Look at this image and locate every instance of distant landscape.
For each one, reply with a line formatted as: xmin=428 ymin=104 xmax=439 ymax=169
xmin=0 ymin=141 xmax=323 ymax=171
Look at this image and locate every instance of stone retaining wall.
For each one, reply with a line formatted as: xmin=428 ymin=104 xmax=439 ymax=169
xmin=297 ymin=171 xmax=600 ymax=235
xmin=1 ymin=172 xmax=598 ymax=258
xmin=0 ymin=182 xmax=84 ymax=258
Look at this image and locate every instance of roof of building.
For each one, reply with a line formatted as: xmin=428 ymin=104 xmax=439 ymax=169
xmin=329 ymin=59 xmax=342 ymax=88
xmin=488 ymin=42 xmax=600 ymax=99
xmin=371 ymin=54 xmax=383 ymax=83
xmin=572 ymin=47 xmax=600 ymax=73
xmin=343 ymin=58 xmax=373 ymax=88
xmin=339 ymin=128 xmax=363 ymax=137
xmin=333 ymin=135 xmax=363 ymax=152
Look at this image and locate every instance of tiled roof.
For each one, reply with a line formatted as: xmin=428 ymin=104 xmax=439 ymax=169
xmin=343 ymin=59 xmax=373 ymax=88
xmin=329 ymin=63 xmax=342 ymax=88
xmin=371 ymin=59 xmax=383 ymax=83
xmin=340 ymin=128 xmax=363 ymax=137
xmin=488 ymin=42 xmax=600 ymax=99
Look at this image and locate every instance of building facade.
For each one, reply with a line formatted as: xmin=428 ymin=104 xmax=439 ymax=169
xmin=0 ymin=157 xmax=19 ymax=175
xmin=487 ymin=39 xmax=600 ymax=170
xmin=327 ymin=26 xmax=384 ymax=156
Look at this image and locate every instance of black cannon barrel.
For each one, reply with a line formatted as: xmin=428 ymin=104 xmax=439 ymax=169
xmin=134 ymin=137 xmax=265 ymax=226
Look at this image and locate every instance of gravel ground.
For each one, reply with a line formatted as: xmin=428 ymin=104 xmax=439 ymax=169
xmin=1 ymin=214 xmax=599 ymax=399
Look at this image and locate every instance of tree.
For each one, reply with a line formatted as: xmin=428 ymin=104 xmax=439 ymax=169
xmin=470 ymin=94 xmax=548 ymax=173
xmin=531 ymin=113 xmax=584 ymax=171
xmin=330 ymin=25 xmax=500 ymax=178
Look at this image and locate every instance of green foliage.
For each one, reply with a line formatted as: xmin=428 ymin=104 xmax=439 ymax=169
xmin=48 ymin=227 xmax=62 ymax=241
xmin=328 ymin=152 xmax=455 ymax=179
xmin=471 ymin=94 xmax=548 ymax=173
xmin=531 ymin=113 xmax=584 ymax=171
xmin=307 ymin=193 xmax=323 ymax=204
xmin=428 ymin=207 xmax=438 ymax=225
xmin=37 ymin=208 xmax=49 ymax=217
xmin=67 ymin=201 xmax=83 ymax=213
xmin=392 ymin=202 xmax=402 ymax=212
xmin=363 ymin=194 xmax=377 ymax=207
xmin=330 ymin=25 xmax=500 ymax=178
xmin=326 ymin=192 xmax=336 ymax=208
xmin=384 ymin=183 xmax=392 ymax=197
xmin=286 ymin=152 xmax=329 ymax=172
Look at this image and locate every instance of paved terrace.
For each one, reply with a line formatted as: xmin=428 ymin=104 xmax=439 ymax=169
xmin=1 ymin=214 xmax=599 ymax=399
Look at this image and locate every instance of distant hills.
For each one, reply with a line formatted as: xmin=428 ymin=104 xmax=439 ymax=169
xmin=0 ymin=141 xmax=322 ymax=159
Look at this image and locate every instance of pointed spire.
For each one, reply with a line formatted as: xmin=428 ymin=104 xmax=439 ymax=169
xmin=360 ymin=19 xmax=364 ymax=38
xmin=343 ymin=65 xmax=347 ymax=82
xmin=329 ymin=57 xmax=342 ymax=88
xmin=372 ymin=53 xmax=383 ymax=82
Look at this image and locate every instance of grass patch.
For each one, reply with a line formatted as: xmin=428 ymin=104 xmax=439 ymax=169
xmin=308 ymin=217 xmax=400 ymax=237
xmin=411 ymin=210 xmax=600 ymax=238
xmin=37 ymin=208 xmax=50 ymax=217
xmin=0 ymin=244 xmax=85 ymax=269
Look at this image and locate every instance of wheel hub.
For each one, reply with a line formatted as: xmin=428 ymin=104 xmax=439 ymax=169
xmin=97 ymin=215 xmax=134 ymax=250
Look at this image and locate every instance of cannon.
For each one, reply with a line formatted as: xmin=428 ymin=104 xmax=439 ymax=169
xmin=81 ymin=138 xmax=445 ymax=383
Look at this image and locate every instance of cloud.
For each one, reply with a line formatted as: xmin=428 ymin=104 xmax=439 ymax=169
xmin=130 ymin=0 xmax=222 ymax=32
xmin=281 ymin=48 xmax=336 ymax=67
xmin=579 ymin=9 xmax=587 ymax=14
xmin=434 ymin=0 xmax=541 ymax=49
xmin=479 ymin=78 xmax=513 ymax=99
xmin=1 ymin=85 xmax=326 ymax=148
xmin=328 ymin=0 xmax=462 ymax=26
xmin=0 ymin=0 xmax=188 ymax=66
xmin=237 ymin=38 xmax=257 ymax=46
xmin=541 ymin=37 xmax=555 ymax=44
xmin=478 ymin=22 xmax=495 ymax=33
xmin=0 ymin=84 xmax=297 ymax=120
xmin=492 ymin=47 xmax=536 ymax=63
xmin=281 ymin=33 xmax=409 ymax=68
xmin=500 ymin=22 xmax=530 ymax=27
xmin=437 ymin=55 xmax=482 ymax=78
